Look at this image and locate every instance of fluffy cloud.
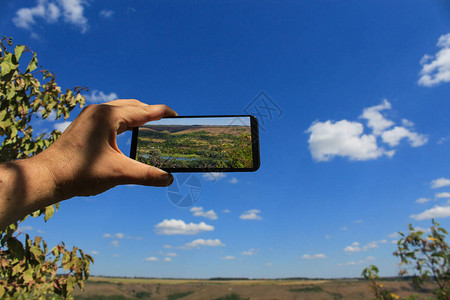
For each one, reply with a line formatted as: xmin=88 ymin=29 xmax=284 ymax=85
xmin=418 ymin=33 xmax=450 ymax=87
xmin=84 ymin=90 xmax=118 ymax=103
xmin=154 ymin=219 xmax=214 ymax=235
xmin=111 ymin=240 xmax=119 ymax=247
xmin=242 ymin=248 xmax=257 ymax=256
xmin=240 ymin=209 xmax=262 ymax=220
xmin=431 ymin=178 xmax=450 ymax=189
xmin=202 ymin=172 xmax=226 ymax=181
xmin=302 ymin=253 xmax=326 ymax=259
xmin=184 ymin=239 xmax=225 ymax=248
xmin=13 ymin=0 xmax=88 ymax=33
xmin=145 ymin=257 xmax=158 ymax=261
xmin=306 ymin=100 xmax=427 ymax=162
xmin=360 ymin=99 xmax=394 ymax=135
xmin=381 ymin=126 xmax=428 ymax=147
xmin=306 ymin=120 xmax=387 ymax=161
xmin=410 ymin=205 xmax=450 ymax=220
xmin=415 ymin=197 xmax=431 ymax=204
xmin=344 ymin=240 xmax=387 ymax=253
xmin=190 ymin=207 xmax=218 ymax=220
xmin=103 ymin=232 xmax=131 ymax=239
xmin=435 ymin=192 xmax=450 ymax=198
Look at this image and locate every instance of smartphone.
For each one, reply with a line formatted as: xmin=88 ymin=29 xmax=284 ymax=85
xmin=130 ymin=115 xmax=260 ymax=172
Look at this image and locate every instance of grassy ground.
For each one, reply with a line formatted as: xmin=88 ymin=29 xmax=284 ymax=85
xmin=72 ymin=277 xmax=438 ymax=300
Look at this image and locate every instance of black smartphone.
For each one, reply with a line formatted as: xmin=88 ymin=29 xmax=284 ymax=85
xmin=130 ymin=115 xmax=260 ymax=173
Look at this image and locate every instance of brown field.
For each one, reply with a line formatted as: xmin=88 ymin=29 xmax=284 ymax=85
xmin=72 ymin=277 xmax=438 ymax=300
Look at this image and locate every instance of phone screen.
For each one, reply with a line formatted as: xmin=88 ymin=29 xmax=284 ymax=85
xmin=130 ymin=115 xmax=260 ymax=172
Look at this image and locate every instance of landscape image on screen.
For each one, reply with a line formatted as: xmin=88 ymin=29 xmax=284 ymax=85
xmin=136 ymin=117 xmax=253 ymax=169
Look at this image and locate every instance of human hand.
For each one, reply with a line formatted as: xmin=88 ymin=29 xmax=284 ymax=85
xmin=39 ymin=99 xmax=177 ymax=200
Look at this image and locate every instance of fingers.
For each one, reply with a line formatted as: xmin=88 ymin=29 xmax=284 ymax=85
xmin=106 ymin=99 xmax=147 ymax=107
xmin=117 ymin=156 xmax=174 ymax=187
xmin=115 ymin=104 xmax=178 ymax=133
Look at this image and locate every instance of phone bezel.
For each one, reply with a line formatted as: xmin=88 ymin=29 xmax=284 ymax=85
xmin=130 ymin=115 xmax=260 ymax=173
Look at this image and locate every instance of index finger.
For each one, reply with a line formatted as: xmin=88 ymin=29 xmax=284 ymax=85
xmin=116 ymin=104 xmax=178 ymax=133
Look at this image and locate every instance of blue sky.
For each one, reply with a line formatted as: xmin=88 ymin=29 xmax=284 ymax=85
xmin=2 ymin=0 xmax=450 ymax=278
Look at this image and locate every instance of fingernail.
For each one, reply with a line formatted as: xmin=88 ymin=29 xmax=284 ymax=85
xmin=165 ymin=173 xmax=174 ymax=186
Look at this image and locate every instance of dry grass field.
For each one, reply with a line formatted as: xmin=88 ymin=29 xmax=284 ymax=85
xmin=72 ymin=277 xmax=438 ymax=300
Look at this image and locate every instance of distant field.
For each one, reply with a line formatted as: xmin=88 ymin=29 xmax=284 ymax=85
xmin=73 ymin=277 xmax=438 ymax=300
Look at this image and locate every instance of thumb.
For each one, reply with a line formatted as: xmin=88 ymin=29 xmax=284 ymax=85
xmin=116 ymin=156 xmax=174 ymax=187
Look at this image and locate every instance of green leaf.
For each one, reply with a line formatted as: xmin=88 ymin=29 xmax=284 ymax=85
xmin=7 ymin=237 xmax=24 ymax=260
xmin=25 ymin=53 xmax=38 ymax=73
xmin=0 ymin=53 xmax=17 ymax=76
xmin=44 ymin=205 xmax=54 ymax=222
xmin=14 ymin=45 xmax=26 ymax=61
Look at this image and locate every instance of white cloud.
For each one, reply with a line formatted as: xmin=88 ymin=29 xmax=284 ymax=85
xmin=84 ymin=90 xmax=118 ymax=103
xmin=435 ymin=192 xmax=450 ymax=198
xmin=418 ymin=33 xmax=450 ymax=87
xmin=344 ymin=240 xmax=387 ymax=253
xmin=431 ymin=178 xmax=450 ymax=189
xmin=190 ymin=207 xmax=218 ymax=220
xmin=99 ymin=9 xmax=113 ymax=18
xmin=111 ymin=240 xmax=119 ymax=247
xmin=325 ymin=235 xmax=331 ymax=239
xmin=54 ymin=121 xmax=71 ymax=132
xmin=154 ymin=219 xmax=214 ymax=235
xmin=103 ymin=232 xmax=129 ymax=239
xmin=165 ymin=253 xmax=177 ymax=257
xmin=306 ymin=120 xmax=385 ymax=161
xmin=202 ymin=172 xmax=226 ymax=181
xmin=222 ymin=209 xmax=231 ymax=213
xmin=222 ymin=256 xmax=236 ymax=260
xmin=302 ymin=253 xmax=326 ymax=259
xmin=229 ymin=177 xmax=239 ymax=184
xmin=410 ymin=205 xmax=450 ymax=220
xmin=18 ymin=226 xmax=33 ymax=232
xmin=388 ymin=232 xmax=400 ymax=239
xmin=240 ymin=209 xmax=262 ymax=220
xmin=13 ymin=0 xmax=88 ymax=33
xmin=145 ymin=257 xmax=158 ymax=261
xmin=354 ymin=220 xmax=363 ymax=224
xmin=401 ymin=119 xmax=414 ymax=127
xmin=381 ymin=126 xmax=428 ymax=147
xmin=163 ymin=257 xmax=172 ymax=262
xmin=184 ymin=239 xmax=225 ymax=248
xmin=306 ymin=100 xmax=427 ymax=162
xmin=416 ymin=197 xmax=431 ymax=204
xmin=360 ymin=99 xmax=394 ymax=135
xmin=242 ymin=248 xmax=257 ymax=256
xmin=90 ymin=250 xmax=99 ymax=255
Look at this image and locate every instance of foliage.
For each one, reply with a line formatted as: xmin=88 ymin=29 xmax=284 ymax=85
xmin=167 ymin=291 xmax=194 ymax=300
xmin=0 ymin=37 xmax=91 ymax=299
xmin=394 ymin=220 xmax=449 ymax=299
xmin=362 ymin=265 xmax=401 ymax=300
xmin=362 ymin=220 xmax=450 ymax=300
